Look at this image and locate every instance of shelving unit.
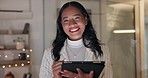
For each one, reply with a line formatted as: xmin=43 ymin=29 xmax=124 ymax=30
xmin=0 ymin=29 xmax=31 ymax=65
xmin=0 ymin=28 xmax=32 ymax=78
xmin=0 ymin=0 xmax=32 ymax=77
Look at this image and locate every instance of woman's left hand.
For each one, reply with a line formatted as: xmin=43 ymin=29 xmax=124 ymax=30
xmin=77 ymin=68 xmax=94 ymax=78
xmin=61 ymin=70 xmax=78 ymax=78
xmin=61 ymin=68 xmax=94 ymax=78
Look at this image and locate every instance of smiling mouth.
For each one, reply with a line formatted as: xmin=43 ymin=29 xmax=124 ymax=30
xmin=69 ymin=27 xmax=80 ymax=33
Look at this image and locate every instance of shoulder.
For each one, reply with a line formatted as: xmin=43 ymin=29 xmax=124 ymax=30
xmin=42 ymin=47 xmax=54 ymax=61
xmin=100 ymin=44 xmax=111 ymax=60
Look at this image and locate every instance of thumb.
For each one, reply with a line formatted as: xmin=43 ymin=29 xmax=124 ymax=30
xmin=76 ymin=68 xmax=83 ymax=77
xmin=89 ymin=71 xmax=94 ymax=78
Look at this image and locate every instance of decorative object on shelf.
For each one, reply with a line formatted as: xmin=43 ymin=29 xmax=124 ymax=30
xmin=22 ymin=23 xmax=30 ymax=34
xmin=13 ymin=37 xmax=25 ymax=50
xmin=23 ymin=73 xmax=31 ymax=78
xmin=5 ymin=72 xmax=15 ymax=78
xmin=19 ymin=53 xmax=26 ymax=60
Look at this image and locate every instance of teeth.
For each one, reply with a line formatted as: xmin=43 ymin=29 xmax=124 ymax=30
xmin=70 ymin=28 xmax=78 ymax=32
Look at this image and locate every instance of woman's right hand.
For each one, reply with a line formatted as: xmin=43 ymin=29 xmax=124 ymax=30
xmin=52 ymin=61 xmax=63 ymax=78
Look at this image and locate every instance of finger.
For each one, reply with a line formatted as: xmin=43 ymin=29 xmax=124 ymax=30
xmin=76 ymin=68 xmax=83 ymax=73
xmin=52 ymin=61 xmax=62 ymax=68
xmin=61 ymin=70 xmax=70 ymax=77
xmin=89 ymin=71 xmax=94 ymax=78
xmin=76 ymin=68 xmax=83 ymax=77
xmin=61 ymin=70 xmax=77 ymax=78
xmin=52 ymin=61 xmax=62 ymax=71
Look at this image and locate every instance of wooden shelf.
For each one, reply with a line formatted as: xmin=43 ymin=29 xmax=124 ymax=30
xmin=0 ymin=30 xmax=29 ymax=35
xmin=0 ymin=49 xmax=30 ymax=52
xmin=0 ymin=12 xmax=33 ymax=20
xmin=0 ymin=60 xmax=30 ymax=68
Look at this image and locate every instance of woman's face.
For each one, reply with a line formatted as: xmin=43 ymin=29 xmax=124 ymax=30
xmin=61 ymin=6 xmax=87 ymax=41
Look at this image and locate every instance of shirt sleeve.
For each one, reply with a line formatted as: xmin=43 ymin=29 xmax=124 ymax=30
xmin=39 ymin=48 xmax=54 ymax=78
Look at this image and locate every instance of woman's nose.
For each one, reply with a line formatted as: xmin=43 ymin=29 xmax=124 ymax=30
xmin=69 ymin=19 xmax=76 ymax=26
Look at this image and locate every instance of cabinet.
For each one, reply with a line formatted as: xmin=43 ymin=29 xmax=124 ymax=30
xmin=0 ymin=25 xmax=32 ymax=78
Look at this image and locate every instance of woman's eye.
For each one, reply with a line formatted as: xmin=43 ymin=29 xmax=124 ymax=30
xmin=63 ymin=20 xmax=68 ymax=23
xmin=75 ymin=17 xmax=81 ymax=20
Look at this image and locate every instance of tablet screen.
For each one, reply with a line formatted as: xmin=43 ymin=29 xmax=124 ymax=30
xmin=61 ymin=61 xmax=105 ymax=78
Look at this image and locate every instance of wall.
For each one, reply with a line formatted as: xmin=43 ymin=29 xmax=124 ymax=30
xmin=44 ymin=0 xmax=57 ymax=49
xmin=30 ymin=0 xmax=43 ymax=78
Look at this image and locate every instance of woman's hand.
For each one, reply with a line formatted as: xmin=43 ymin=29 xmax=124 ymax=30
xmin=52 ymin=61 xmax=63 ymax=78
xmin=61 ymin=68 xmax=94 ymax=78
xmin=77 ymin=68 xmax=94 ymax=78
xmin=61 ymin=70 xmax=78 ymax=78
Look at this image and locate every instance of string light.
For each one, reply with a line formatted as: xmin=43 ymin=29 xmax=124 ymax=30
xmin=18 ymin=54 xmax=20 ymax=57
xmin=0 ymin=49 xmax=31 ymax=68
xmin=30 ymin=49 xmax=32 ymax=52
xmin=8 ymin=65 xmax=11 ymax=67
xmin=5 ymin=55 xmax=8 ymax=58
xmin=21 ymin=63 xmax=24 ymax=66
xmin=27 ymin=54 xmax=30 ymax=57
xmin=27 ymin=61 xmax=30 ymax=64
xmin=2 ymin=65 xmax=5 ymax=68
xmin=15 ymin=64 xmax=18 ymax=67
xmin=22 ymin=49 xmax=26 ymax=51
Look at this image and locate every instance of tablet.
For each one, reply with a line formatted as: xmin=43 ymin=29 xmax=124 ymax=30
xmin=61 ymin=61 xmax=105 ymax=78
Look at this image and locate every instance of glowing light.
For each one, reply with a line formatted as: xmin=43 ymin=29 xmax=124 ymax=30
xmin=30 ymin=49 xmax=32 ymax=52
xmin=5 ymin=55 xmax=8 ymax=58
xmin=27 ymin=54 xmax=30 ymax=57
xmin=27 ymin=61 xmax=30 ymax=63
xmin=113 ymin=29 xmax=135 ymax=33
xmin=22 ymin=49 xmax=25 ymax=51
xmin=2 ymin=65 xmax=5 ymax=68
xmin=21 ymin=63 xmax=24 ymax=66
xmin=18 ymin=54 xmax=20 ymax=57
xmin=8 ymin=65 xmax=11 ymax=67
xmin=15 ymin=64 xmax=17 ymax=67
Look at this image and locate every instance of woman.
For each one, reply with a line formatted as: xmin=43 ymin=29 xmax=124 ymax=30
xmin=39 ymin=1 xmax=113 ymax=78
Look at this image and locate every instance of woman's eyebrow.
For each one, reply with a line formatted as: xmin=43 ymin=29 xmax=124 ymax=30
xmin=73 ymin=14 xmax=82 ymax=16
xmin=62 ymin=13 xmax=82 ymax=20
xmin=62 ymin=17 xmax=68 ymax=20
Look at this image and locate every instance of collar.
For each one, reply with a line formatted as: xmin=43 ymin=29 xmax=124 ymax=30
xmin=66 ymin=38 xmax=83 ymax=48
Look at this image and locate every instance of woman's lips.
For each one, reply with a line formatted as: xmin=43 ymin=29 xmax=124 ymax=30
xmin=69 ymin=27 xmax=80 ymax=33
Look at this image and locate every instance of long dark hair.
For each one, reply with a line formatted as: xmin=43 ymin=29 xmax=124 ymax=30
xmin=52 ymin=1 xmax=103 ymax=61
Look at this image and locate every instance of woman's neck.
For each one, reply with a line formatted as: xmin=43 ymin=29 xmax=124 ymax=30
xmin=67 ymin=38 xmax=83 ymax=48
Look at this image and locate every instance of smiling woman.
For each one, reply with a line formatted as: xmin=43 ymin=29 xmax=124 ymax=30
xmin=40 ymin=1 xmax=113 ymax=78
xmin=43 ymin=0 xmax=147 ymax=78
